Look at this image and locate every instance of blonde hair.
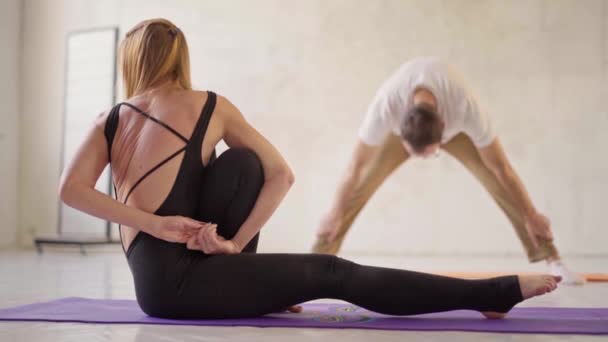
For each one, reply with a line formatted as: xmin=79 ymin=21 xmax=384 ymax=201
xmin=119 ymin=18 xmax=191 ymax=98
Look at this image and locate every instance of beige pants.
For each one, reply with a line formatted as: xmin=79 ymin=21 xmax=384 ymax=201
xmin=313 ymin=133 xmax=559 ymax=263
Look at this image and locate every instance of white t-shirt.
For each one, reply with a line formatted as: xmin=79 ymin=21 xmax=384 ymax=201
xmin=358 ymin=57 xmax=495 ymax=147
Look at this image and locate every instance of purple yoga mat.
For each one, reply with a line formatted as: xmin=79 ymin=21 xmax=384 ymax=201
xmin=0 ymin=297 xmax=606 ymax=335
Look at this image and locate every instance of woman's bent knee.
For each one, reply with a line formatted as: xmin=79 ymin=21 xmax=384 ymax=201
xmin=217 ymin=148 xmax=263 ymax=184
xmin=222 ymin=149 xmax=262 ymax=170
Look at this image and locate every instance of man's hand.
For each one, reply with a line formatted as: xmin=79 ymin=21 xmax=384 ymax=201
xmin=524 ymin=212 xmax=554 ymax=249
xmin=478 ymin=139 xmax=554 ymax=251
xmin=316 ymin=211 xmax=343 ymax=243
xmin=315 ymin=141 xmax=376 ymax=244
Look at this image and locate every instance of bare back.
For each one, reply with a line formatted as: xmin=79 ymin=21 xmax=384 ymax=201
xmin=105 ymin=89 xmax=223 ymax=250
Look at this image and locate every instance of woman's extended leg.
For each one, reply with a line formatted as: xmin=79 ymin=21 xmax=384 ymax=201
xmin=164 ymin=149 xmax=558 ymax=319
xmin=171 ymin=251 xmax=557 ymax=319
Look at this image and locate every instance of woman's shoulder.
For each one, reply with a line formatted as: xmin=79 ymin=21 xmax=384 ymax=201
xmin=93 ymin=99 xmax=138 ymax=131
xmin=189 ymin=89 xmax=226 ymax=102
xmin=93 ymin=108 xmax=113 ymax=131
xmin=187 ymin=90 xmax=239 ymax=117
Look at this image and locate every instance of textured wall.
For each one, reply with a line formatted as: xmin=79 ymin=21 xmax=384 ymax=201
xmin=19 ymin=0 xmax=608 ymax=257
xmin=0 ymin=0 xmax=22 ymax=248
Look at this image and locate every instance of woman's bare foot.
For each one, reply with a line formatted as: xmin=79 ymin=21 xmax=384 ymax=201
xmin=482 ymin=274 xmax=561 ymax=319
xmin=519 ymin=274 xmax=561 ymax=299
xmin=275 ymin=305 xmax=303 ymax=314
xmin=287 ymin=305 xmax=303 ymax=313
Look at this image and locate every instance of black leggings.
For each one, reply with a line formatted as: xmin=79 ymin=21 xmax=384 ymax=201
xmin=127 ymin=149 xmax=523 ymax=319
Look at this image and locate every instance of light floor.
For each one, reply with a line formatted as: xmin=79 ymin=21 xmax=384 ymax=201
xmin=0 ymin=248 xmax=606 ymax=342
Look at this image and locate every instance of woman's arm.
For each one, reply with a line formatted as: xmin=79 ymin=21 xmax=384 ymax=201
xmin=59 ymin=114 xmax=202 ymax=243
xmin=217 ymin=96 xmax=295 ymax=251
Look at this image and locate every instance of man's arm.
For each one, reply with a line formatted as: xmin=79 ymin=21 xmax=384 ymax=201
xmin=477 ymin=138 xmax=553 ymax=248
xmin=317 ymin=140 xmax=377 ymax=241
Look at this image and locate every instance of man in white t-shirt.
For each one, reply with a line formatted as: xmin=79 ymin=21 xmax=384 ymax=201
xmin=313 ymin=57 xmax=583 ymax=284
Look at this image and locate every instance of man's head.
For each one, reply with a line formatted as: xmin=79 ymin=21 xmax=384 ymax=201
xmin=400 ymin=103 xmax=444 ymax=158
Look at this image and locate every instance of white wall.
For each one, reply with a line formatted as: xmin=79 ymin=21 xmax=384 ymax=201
xmin=19 ymin=0 xmax=608 ymax=257
xmin=0 ymin=0 xmax=22 ymax=248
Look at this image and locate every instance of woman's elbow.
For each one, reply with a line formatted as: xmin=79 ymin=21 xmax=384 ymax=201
xmin=286 ymin=169 xmax=295 ymax=186
xmin=58 ymin=181 xmax=70 ymax=204
xmin=58 ymin=178 xmax=77 ymax=205
xmin=273 ymin=165 xmax=295 ymax=187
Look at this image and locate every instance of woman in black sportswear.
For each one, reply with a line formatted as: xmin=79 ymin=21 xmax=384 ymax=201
xmin=59 ymin=18 xmax=560 ymax=319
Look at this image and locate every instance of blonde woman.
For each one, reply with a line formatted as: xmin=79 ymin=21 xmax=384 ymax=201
xmin=59 ymin=19 xmax=560 ymax=319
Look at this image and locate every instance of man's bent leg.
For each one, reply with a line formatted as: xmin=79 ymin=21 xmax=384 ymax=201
xmin=442 ymin=134 xmax=559 ymax=263
xmin=313 ymin=134 xmax=409 ymax=254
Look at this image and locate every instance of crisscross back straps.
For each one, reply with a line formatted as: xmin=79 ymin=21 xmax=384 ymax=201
xmin=103 ymin=102 xmax=190 ymax=204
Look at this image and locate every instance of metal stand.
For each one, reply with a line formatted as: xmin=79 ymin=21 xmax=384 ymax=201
xmin=34 ymin=226 xmax=120 ymax=255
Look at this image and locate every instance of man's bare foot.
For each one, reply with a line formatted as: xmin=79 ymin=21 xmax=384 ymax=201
xmin=482 ymin=275 xmax=561 ymax=319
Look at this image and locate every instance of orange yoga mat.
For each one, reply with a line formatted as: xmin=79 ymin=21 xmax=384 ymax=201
xmin=439 ymin=272 xmax=608 ymax=282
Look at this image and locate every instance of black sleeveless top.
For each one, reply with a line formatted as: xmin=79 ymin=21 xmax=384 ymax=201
xmin=104 ymin=91 xmax=217 ymax=250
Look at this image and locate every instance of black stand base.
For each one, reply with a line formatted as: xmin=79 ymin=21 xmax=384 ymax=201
xmin=34 ymin=234 xmax=121 ymax=255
